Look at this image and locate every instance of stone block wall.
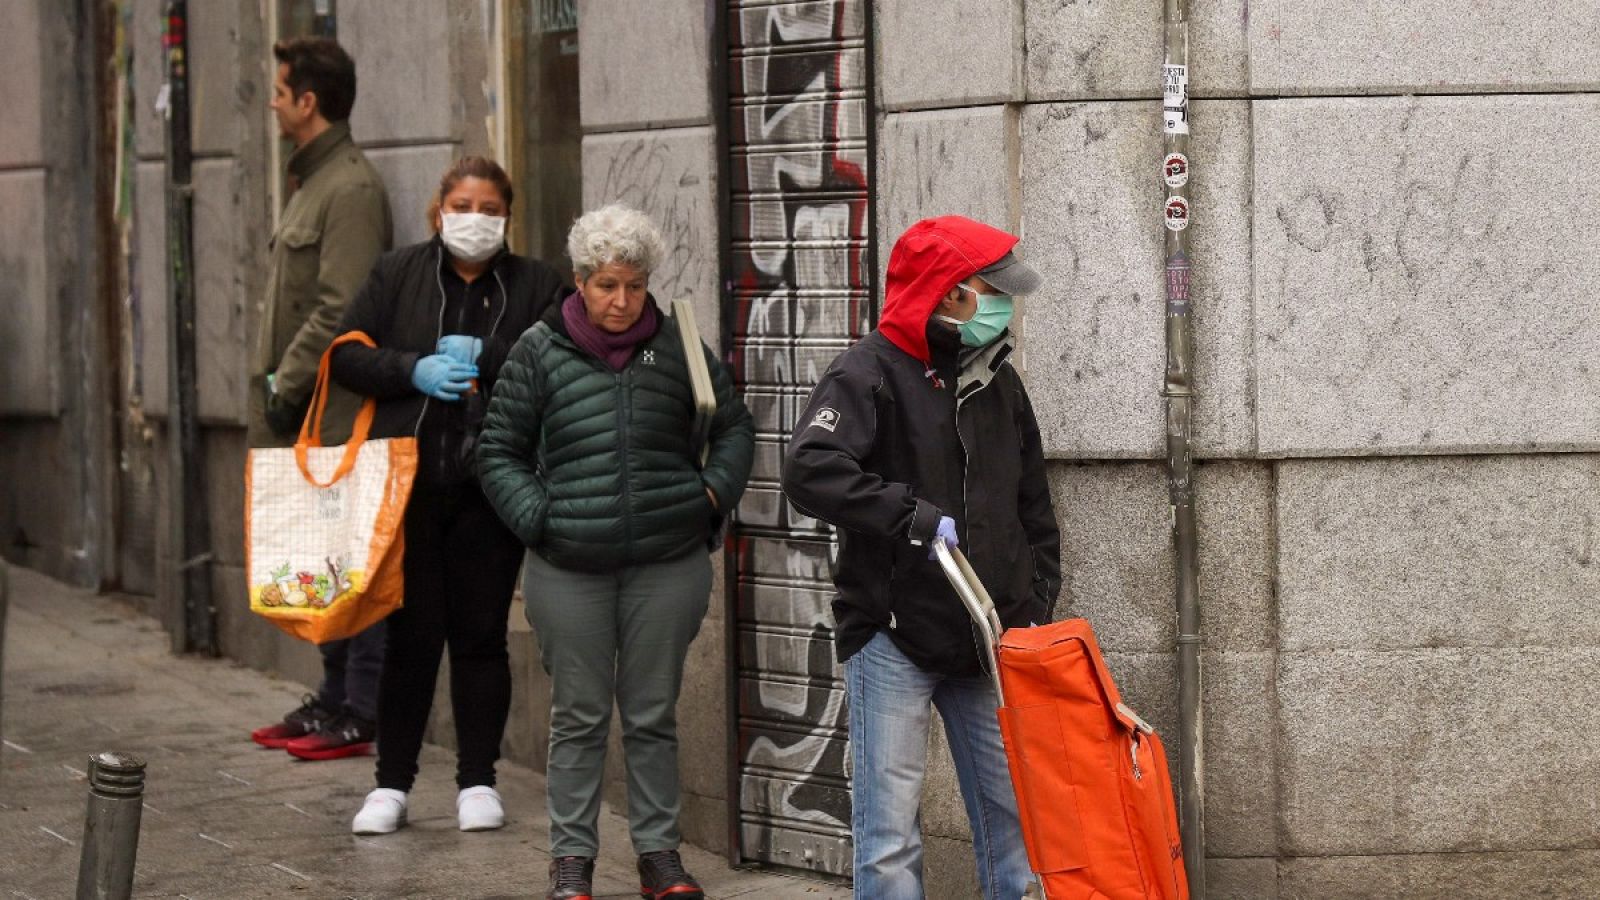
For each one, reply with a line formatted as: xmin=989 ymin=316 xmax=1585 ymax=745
xmin=1253 ymin=95 xmax=1600 ymax=457
xmin=0 ymin=0 xmax=113 ymax=587
xmin=875 ymin=1 xmax=1600 ymax=897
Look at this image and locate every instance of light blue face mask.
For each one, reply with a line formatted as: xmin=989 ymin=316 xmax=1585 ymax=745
xmin=952 ymin=284 xmax=1015 ymax=347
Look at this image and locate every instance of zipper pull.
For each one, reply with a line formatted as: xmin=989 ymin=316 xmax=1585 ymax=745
xmin=1130 ymin=733 xmax=1143 ymax=780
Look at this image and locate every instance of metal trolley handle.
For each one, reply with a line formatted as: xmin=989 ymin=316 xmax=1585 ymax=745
xmin=933 ymin=542 xmax=1009 ymax=708
xmin=933 ymin=541 xmax=1049 ymax=900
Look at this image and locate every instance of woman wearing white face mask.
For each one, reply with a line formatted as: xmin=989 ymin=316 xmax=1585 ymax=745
xmin=329 ymin=157 xmax=569 ymax=836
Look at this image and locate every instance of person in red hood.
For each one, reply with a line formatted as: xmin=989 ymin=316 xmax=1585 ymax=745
xmin=782 ymin=216 xmax=1061 ymax=899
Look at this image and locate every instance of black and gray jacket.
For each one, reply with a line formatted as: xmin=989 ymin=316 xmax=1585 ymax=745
xmin=781 ymin=323 xmax=1062 ymax=677
xmin=329 ymin=236 xmax=567 ymax=486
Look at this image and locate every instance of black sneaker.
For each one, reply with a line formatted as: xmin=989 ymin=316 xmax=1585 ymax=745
xmin=637 ymin=849 xmax=703 ymax=899
xmin=283 ymin=712 xmax=375 ymax=760
xmin=548 ymin=855 xmax=595 ymax=900
xmin=250 ymin=694 xmax=333 ymax=748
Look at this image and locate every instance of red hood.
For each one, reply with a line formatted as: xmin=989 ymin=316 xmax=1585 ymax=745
xmin=878 ymin=216 xmax=1019 ymax=363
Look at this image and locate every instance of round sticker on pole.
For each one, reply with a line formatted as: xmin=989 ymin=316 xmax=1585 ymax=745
xmin=1163 ymin=153 xmax=1189 ymax=188
xmin=1164 ymin=196 xmax=1190 ymax=232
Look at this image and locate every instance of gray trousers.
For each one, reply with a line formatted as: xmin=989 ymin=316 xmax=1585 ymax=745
xmin=523 ymin=550 xmax=711 ymax=857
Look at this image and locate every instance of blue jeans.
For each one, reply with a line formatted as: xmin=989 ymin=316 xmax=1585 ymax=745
xmin=846 ymin=630 xmax=1032 ymax=900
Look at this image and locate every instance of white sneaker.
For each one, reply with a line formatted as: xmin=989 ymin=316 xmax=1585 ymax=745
xmin=351 ymin=788 xmax=407 ymax=835
xmin=456 ymin=785 xmax=505 ymax=832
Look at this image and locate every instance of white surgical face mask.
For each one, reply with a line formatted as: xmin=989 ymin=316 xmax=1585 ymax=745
xmin=440 ymin=212 xmax=506 ymax=263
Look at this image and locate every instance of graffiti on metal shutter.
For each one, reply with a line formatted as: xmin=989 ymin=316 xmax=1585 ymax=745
xmin=724 ymin=0 xmax=871 ymax=878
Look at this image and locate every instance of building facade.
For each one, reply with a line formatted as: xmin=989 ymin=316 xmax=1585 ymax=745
xmin=3 ymin=2 xmax=1599 ymax=897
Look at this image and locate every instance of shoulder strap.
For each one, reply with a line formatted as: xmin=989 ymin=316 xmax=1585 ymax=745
xmin=670 ymin=300 xmax=716 ymax=468
xmin=294 ymin=331 xmax=379 ymax=488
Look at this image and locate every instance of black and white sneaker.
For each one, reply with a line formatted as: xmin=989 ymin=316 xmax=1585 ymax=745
xmin=250 ymin=694 xmax=333 ymax=748
xmin=283 ymin=712 xmax=374 ymax=760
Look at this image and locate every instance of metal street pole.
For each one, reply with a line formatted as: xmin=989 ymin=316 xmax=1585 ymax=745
xmin=162 ymin=0 xmax=216 ymax=655
xmin=75 ymin=752 xmax=147 ymax=900
xmin=1160 ymin=1 xmax=1204 ymax=895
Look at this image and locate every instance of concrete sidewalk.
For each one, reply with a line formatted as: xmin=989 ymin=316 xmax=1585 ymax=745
xmin=0 ymin=564 xmax=848 ymax=899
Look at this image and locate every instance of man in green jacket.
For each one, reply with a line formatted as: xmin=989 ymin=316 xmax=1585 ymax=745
xmin=247 ymin=36 xmax=393 ymax=762
xmin=248 ymin=37 xmax=391 ymax=448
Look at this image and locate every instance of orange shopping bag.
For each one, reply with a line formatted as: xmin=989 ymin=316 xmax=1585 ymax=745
xmin=244 ymin=331 xmax=417 ymax=643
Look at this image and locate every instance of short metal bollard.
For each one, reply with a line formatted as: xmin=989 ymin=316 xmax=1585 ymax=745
xmin=75 ymin=751 xmax=146 ymax=900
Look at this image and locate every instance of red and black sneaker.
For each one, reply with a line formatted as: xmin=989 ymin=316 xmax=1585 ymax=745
xmin=283 ymin=712 xmax=374 ymax=761
xmin=250 ymin=694 xmax=333 ymax=748
xmin=637 ymin=849 xmax=703 ymax=899
xmin=548 ymin=855 xmax=595 ymax=900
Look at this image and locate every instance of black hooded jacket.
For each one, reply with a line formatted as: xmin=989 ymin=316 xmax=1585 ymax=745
xmin=780 ymin=216 xmax=1061 ymax=677
xmin=782 ymin=325 xmax=1061 ymax=676
xmin=329 ymin=236 xmax=568 ymax=486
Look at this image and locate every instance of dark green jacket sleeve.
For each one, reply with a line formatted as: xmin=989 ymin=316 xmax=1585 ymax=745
xmin=476 ymin=331 xmax=550 ymax=548
xmin=699 ymin=345 xmax=754 ymax=514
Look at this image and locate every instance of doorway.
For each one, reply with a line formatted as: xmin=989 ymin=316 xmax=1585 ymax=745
xmin=506 ymin=0 xmax=582 ymax=265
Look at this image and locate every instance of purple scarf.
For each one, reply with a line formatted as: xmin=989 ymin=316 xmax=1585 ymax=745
xmin=562 ymin=291 xmax=660 ymax=371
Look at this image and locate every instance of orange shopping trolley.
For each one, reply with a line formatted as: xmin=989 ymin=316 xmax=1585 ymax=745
xmin=933 ymin=542 xmax=1189 ymax=900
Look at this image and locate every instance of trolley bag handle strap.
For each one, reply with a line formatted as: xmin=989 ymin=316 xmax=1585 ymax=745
xmin=1070 ymin=629 xmax=1156 ymax=737
xmin=294 ymin=331 xmax=379 ymax=489
xmin=1070 ymin=628 xmax=1156 ymax=738
xmin=670 ymin=299 xmax=716 ymax=468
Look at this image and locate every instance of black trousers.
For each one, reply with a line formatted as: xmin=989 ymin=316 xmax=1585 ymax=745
xmin=375 ymin=480 xmax=524 ymax=791
xmin=315 ymin=620 xmax=385 ymax=722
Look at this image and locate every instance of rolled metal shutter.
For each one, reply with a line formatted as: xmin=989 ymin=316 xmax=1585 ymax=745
xmin=720 ymin=0 xmax=873 ymax=880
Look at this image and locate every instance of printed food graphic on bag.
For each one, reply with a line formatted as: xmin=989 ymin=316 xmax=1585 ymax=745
xmin=247 ymin=433 xmax=414 ymax=642
xmin=254 ymin=556 xmax=358 ymax=611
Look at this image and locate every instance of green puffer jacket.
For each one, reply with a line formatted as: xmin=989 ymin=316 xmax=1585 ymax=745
xmin=477 ymin=299 xmax=754 ymax=572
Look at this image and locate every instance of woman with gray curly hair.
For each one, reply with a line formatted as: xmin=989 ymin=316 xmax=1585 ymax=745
xmin=476 ymin=203 xmax=753 ymax=900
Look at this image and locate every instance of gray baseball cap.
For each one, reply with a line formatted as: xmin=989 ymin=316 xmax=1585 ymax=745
xmin=977 ymin=250 xmax=1042 ymax=296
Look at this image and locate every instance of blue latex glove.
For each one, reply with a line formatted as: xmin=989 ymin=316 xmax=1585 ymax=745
xmin=436 ymin=334 xmax=483 ymax=365
xmin=411 ymin=354 xmax=478 ymax=402
xmin=928 ymin=515 xmax=959 ymax=560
